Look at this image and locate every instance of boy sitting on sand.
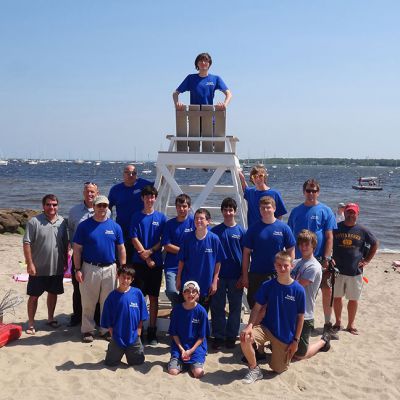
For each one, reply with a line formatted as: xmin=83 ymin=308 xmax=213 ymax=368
xmin=168 ymin=281 xmax=209 ymax=378
xmin=240 ymin=251 xmax=305 ymax=383
xmin=101 ymin=265 xmax=148 ymax=367
xmin=292 ymin=230 xmax=331 ymax=360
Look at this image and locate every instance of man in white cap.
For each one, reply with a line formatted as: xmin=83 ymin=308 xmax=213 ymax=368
xmin=73 ymin=195 xmax=126 ymax=343
xmin=332 ymin=203 xmax=378 ymax=335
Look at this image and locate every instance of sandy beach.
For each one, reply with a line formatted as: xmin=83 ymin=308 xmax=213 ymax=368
xmin=1 ymin=232 xmax=399 ymax=400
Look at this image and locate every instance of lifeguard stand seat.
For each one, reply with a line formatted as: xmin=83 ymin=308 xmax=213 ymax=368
xmin=155 ymin=105 xmax=247 ymax=228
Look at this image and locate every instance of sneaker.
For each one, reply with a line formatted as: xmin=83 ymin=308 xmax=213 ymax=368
xmin=82 ymin=332 xmax=94 ymax=343
xmin=323 ymin=322 xmax=339 ymax=340
xmin=242 ymin=365 xmax=263 ymax=384
xmin=320 ymin=332 xmax=331 ymax=352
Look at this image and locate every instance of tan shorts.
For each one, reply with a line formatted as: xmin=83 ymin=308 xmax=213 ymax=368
xmin=253 ymin=325 xmax=289 ymax=373
xmin=334 ymin=274 xmax=363 ymax=301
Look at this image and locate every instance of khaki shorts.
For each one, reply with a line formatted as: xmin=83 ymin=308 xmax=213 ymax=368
xmin=253 ymin=325 xmax=289 ymax=373
xmin=334 ymin=274 xmax=363 ymax=301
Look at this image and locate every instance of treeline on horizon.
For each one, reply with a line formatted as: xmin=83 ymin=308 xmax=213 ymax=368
xmin=241 ymin=158 xmax=400 ymax=167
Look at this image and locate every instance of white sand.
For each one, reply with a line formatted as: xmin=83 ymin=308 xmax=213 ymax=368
xmin=1 ymin=233 xmax=399 ymax=400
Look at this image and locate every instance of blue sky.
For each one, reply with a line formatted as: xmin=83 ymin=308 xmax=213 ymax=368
xmin=1 ymin=1 xmax=399 ymax=160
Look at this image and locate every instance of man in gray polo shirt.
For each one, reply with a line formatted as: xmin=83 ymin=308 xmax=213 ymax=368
xmin=67 ymin=182 xmax=110 ymax=327
xmin=23 ymin=194 xmax=68 ymax=334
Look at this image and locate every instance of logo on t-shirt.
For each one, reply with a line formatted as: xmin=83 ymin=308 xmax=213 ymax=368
xmin=273 ymin=231 xmax=283 ymax=236
xmin=105 ymin=230 xmax=115 ymax=235
xmin=231 ymin=234 xmax=241 ymax=239
xmin=285 ymin=294 xmax=295 ymax=302
xmin=311 ymin=215 xmax=319 ymax=221
xmin=205 ymin=248 xmax=213 ymax=253
xmin=133 ymin=189 xmax=141 ymax=194
xmin=152 ymin=221 xmax=159 ymax=226
xmin=129 ymin=302 xmax=138 ymax=308
xmin=192 ymin=318 xmax=200 ymax=324
xmin=206 ymin=82 xmax=214 ymax=86
xmin=184 ymin=228 xmax=194 ymax=233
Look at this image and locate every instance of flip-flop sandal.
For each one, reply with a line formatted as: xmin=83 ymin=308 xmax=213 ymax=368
xmin=346 ymin=327 xmax=359 ymax=335
xmin=46 ymin=320 xmax=60 ymax=329
xmin=26 ymin=326 xmax=36 ymax=335
xmin=332 ymin=324 xmax=342 ymax=332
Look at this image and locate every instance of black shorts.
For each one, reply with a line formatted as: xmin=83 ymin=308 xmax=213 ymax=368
xmin=27 ymin=275 xmax=64 ymax=297
xmin=295 ymin=319 xmax=314 ymax=357
xmin=131 ymin=263 xmax=163 ymax=297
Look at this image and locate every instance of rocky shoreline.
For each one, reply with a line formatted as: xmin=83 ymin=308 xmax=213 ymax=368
xmin=0 ymin=209 xmax=40 ymax=234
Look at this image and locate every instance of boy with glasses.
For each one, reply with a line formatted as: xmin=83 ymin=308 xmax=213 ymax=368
xmin=167 ymin=281 xmax=209 ymax=378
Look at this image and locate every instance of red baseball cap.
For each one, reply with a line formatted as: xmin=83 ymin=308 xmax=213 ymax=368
xmin=344 ymin=203 xmax=359 ymax=214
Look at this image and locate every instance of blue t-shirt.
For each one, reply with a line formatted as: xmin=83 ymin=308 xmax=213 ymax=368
xmin=288 ymin=202 xmax=337 ymax=258
xmin=211 ymin=223 xmax=245 ymax=279
xmin=129 ymin=210 xmax=167 ymax=265
xmin=101 ymin=287 xmax=148 ymax=349
xmin=244 ymin=187 xmax=287 ymax=227
xmin=168 ymin=303 xmax=209 ymax=364
xmin=73 ymin=218 xmax=124 ymax=264
xmin=243 ymin=220 xmax=296 ymax=274
xmin=161 ymin=215 xmax=195 ymax=273
xmin=176 ymin=73 xmax=228 ymax=105
xmin=108 ymin=178 xmax=153 ymax=235
xmin=255 ymin=279 xmax=305 ymax=344
xmin=178 ymin=231 xmax=226 ymax=296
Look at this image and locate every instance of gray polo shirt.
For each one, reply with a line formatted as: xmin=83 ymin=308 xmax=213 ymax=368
xmin=68 ymin=202 xmax=111 ymax=243
xmin=23 ymin=213 xmax=68 ymax=276
xmin=292 ymin=256 xmax=322 ymax=320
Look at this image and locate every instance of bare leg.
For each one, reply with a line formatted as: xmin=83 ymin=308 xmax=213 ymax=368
xmin=347 ymin=300 xmax=358 ymax=330
xmin=191 ymin=367 xmax=204 ymax=378
xmin=333 ymin=297 xmax=343 ymax=327
xmin=27 ymin=296 xmax=39 ymax=327
xmin=47 ymin=293 xmax=58 ymax=322
xmin=148 ymin=295 xmax=158 ymax=327
xmin=240 ymin=336 xmax=257 ymax=369
xmin=321 ymin=287 xmax=333 ymax=322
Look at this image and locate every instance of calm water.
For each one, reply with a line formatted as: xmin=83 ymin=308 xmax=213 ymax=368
xmin=0 ymin=161 xmax=399 ymax=252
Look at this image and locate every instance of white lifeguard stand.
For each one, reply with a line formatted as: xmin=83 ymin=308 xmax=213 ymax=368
xmin=154 ymin=105 xmax=247 ymax=228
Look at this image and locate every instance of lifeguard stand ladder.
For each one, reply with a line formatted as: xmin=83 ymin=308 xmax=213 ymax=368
xmin=154 ymin=105 xmax=247 ymax=228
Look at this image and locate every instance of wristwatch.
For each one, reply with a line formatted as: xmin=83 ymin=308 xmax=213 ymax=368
xmin=322 ymin=256 xmax=332 ymax=262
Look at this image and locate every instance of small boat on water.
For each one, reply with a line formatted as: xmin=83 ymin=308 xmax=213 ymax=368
xmin=352 ymin=177 xmax=383 ymax=191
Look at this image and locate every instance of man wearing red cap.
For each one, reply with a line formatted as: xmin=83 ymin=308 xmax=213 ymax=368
xmin=332 ymin=203 xmax=378 ymax=335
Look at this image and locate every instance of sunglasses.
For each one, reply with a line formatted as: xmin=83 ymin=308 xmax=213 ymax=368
xmin=305 ymin=189 xmax=319 ymax=194
xmin=95 ymin=203 xmax=108 ymax=208
xmin=84 ymin=181 xmax=97 ymax=186
xmin=45 ymin=203 xmax=58 ymax=207
xmin=124 ymin=171 xmax=137 ymax=176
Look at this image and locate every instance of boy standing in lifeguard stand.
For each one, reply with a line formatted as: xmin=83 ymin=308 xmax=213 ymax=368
xmin=210 ymin=197 xmax=246 ymax=350
xmin=162 ymin=194 xmax=195 ymax=308
xmin=173 ymin=53 xmax=232 ymax=110
xmin=176 ymin=208 xmax=226 ymax=312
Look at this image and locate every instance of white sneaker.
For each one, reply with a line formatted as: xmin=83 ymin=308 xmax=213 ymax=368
xmin=242 ymin=365 xmax=263 ymax=384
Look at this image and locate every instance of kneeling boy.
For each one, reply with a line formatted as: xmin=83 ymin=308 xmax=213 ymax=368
xmin=101 ymin=265 xmax=148 ymax=367
xmin=168 ymin=281 xmax=209 ymax=378
xmin=240 ymin=251 xmax=305 ymax=383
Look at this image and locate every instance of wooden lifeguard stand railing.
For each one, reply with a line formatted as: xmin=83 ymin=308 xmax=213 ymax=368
xmin=154 ymin=105 xmax=247 ymax=228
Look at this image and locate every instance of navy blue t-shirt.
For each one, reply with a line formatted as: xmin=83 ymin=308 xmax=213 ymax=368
xmin=108 ymin=178 xmax=153 ymax=235
xmin=211 ymin=223 xmax=245 ymax=279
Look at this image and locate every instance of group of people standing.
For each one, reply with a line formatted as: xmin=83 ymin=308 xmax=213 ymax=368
xmin=21 ymin=52 xmax=378 ymax=383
